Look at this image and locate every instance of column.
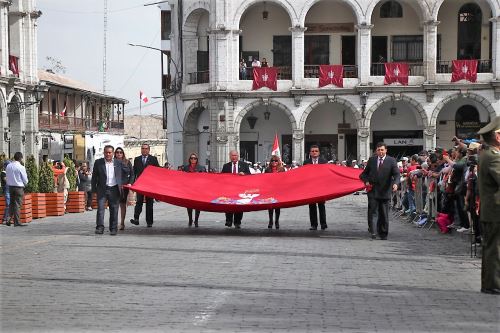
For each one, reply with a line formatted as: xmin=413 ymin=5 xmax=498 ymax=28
xmin=423 ymin=126 xmax=436 ymax=152
xmin=423 ymin=20 xmax=439 ymax=83
xmin=357 ymin=127 xmax=370 ymax=161
xmin=208 ymin=28 xmax=231 ymax=91
xmin=0 ymin=0 xmax=10 ymax=71
xmin=490 ymin=17 xmax=500 ymax=79
xmin=292 ymin=129 xmax=304 ymax=163
xmin=289 ymin=26 xmax=307 ymax=89
xmin=356 ymin=24 xmax=373 ymax=85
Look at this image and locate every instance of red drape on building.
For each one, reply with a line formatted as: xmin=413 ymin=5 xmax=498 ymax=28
xmin=319 ymin=65 xmax=344 ymax=88
xmin=451 ymin=60 xmax=478 ymax=83
xmin=252 ymin=67 xmax=278 ymax=91
xmin=9 ymin=55 xmax=19 ymax=76
xmin=384 ymin=62 xmax=409 ymax=85
xmin=128 ymin=164 xmax=365 ymax=213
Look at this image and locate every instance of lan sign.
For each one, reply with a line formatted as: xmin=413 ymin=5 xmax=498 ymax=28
xmin=384 ymin=138 xmax=423 ymax=146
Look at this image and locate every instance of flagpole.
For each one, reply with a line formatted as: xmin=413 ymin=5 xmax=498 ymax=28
xmin=139 ymin=92 xmax=142 ymax=139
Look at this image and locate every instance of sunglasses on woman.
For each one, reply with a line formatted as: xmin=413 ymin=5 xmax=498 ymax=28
xmin=271 ymin=160 xmax=279 ymax=162
xmin=190 ymin=157 xmax=198 ymax=160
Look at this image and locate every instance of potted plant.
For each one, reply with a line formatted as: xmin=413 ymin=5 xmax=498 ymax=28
xmin=24 ymin=155 xmax=42 ymax=220
xmin=64 ymin=156 xmax=85 ymax=213
xmin=40 ymin=160 xmax=64 ymax=216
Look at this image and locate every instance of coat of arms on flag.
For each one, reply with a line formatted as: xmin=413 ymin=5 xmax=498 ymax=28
xmin=319 ymin=65 xmax=343 ymax=88
xmin=451 ymin=60 xmax=478 ymax=83
xmin=384 ymin=62 xmax=409 ymax=86
xmin=252 ymin=67 xmax=278 ymax=91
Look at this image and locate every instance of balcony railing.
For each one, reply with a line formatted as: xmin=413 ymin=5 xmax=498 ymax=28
xmin=39 ymin=114 xmax=124 ymax=132
xmin=304 ymin=65 xmax=358 ymax=79
xmin=188 ymin=71 xmax=209 ymax=84
xmin=436 ymin=59 xmax=492 ymax=74
xmin=240 ymin=66 xmax=292 ymax=80
xmin=370 ymin=62 xmax=424 ymax=76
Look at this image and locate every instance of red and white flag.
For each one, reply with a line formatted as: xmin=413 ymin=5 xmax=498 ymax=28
xmin=140 ymin=91 xmax=149 ymax=103
xmin=60 ymin=101 xmax=67 ymax=117
xmin=252 ymin=67 xmax=278 ymax=91
xmin=271 ymin=133 xmax=281 ymax=159
xmin=319 ymin=65 xmax=344 ymax=88
xmin=384 ymin=62 xmax=409 ymax=86
xmin=451 ymin=60 xmax=478 ymax=83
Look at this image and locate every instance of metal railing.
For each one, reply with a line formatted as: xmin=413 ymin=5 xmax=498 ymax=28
xmin=303 ymin=65 xmax=358 ymax=79
xmin=370 ymin=62 xmax=424 ymax=76
xmin=38 ymin=114 xmax=124 ymax=132
xmin=436 ymin=59 xmax=492 ymax=73
xmin=240 ymin=66 xmax=292 ymax=80
xmin=187 ymin=71 xmax=209 ymax=84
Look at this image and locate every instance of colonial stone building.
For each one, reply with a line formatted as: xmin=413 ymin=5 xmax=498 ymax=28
xmin=0 ymin=0 xmax=43 ymax=159
xmin=161 ymin=0 xmax=500 ymax=170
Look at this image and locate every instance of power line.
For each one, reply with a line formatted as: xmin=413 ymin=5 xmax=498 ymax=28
xmin=102 ymin=0 xmax=108 ymax=94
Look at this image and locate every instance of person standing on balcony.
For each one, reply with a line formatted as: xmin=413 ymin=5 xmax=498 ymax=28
xmin=5 ymin=152 xmax=28 ymax=227
xmin=261 ymin=57 xmax=269 ymax=67
xmin=239 ymin=58 xmax=247 ymax=80
xmin=251 ymin=57 xmax=261 ymax=67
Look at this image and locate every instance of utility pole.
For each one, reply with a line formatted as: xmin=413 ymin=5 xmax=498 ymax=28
xmin=103 ymin=0 xmax=108 ymax=94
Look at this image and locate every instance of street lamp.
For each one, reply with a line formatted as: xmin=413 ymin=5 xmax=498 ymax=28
xmin=8 ymin=83 xmax=45 ymax=112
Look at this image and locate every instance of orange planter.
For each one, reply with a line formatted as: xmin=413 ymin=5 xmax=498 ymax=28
xmin=31 ymin=193 xmax=47 ymax=219
xmin=0 ymin=193 xmax=32 ymax=224
xmin=45 ymin=192 xmax=65 ymax=216
xmin=66 ymin=191 xmax=85 ymax=213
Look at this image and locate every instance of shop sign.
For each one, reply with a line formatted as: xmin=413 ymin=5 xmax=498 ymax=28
xmin=384 ymin=138 xmax=423 ymax=146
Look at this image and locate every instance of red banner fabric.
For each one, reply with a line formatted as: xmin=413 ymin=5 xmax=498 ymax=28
xmin=252 ymin=67 xmax=278 ymax=91
xmin=384 ymin=62 xmax=409 ymax=85
xmin=129 ymin=164 xmax=365 ymax=213
xmin=451 ymin=60 xmax=478 ymax=83
xmin=319 ymin=65 xmax=344 ymax=88
xmin=9 ymin=55 xmax=19 ymax=76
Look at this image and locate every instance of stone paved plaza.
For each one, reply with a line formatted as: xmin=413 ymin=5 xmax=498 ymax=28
xmin=1 ymin=195 xmax=498 ymax=332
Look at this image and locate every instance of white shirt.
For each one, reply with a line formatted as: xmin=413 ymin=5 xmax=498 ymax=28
xmin=105 ymin=159 xmax=117 ymax=187
xmin=6 ymin=161 xmax=28 ymax=187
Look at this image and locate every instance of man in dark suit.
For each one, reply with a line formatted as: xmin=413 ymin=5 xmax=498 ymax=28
xmin=360 ymin=142 xmax=400 ymax=240
xmin=130 ymin=143 xmax=160 ymax=227
xmin=303 ymin=145 xmax=328 ymax=230
xmin=221 ymin=150 xmax=251 ymax=228
xmin=91 ymin=145 xmax=129 ymax=235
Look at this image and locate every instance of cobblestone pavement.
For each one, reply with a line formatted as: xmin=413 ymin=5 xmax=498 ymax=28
xmin=1 ymin=195 xmax=498 ymax=332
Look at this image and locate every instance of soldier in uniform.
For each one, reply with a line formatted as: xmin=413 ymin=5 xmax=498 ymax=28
xmin=477 ymin=116 xmax=500 ymax=295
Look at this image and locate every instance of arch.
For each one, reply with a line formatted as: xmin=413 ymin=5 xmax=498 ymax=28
xmin=430 ymin=92 xmax=496 ymax=127
xmin=299 ymin=96 xmax=362 ymax=130
xmin=182 ymin=100 xmax=208 ymax=160
xmin=299 ymin=0 xmax=362 ymax=26
xmin=365 ymin=94 xmax=428 ymax=128
xmin=182 ymin=1 xmax=210 ymax=28
xmin=234 ymin=99 xmax=297 ymax=132
xmin=366 ymin=0 xmax=431 ymax=24
xmin=433 ymin=0 xmax=498 ymax=20
xmin=380 ymin=1 xmax=403 ymax=18
xmin=233 ymin=0 xmax=297 ymax=28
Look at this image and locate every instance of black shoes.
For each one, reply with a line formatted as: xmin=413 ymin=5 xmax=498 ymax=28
xmin=234 ymin=224 xmax=241 ymax=229
xmin=147 ymin=223 xmax=153 ymax=228
xmin=268 ymin=223 xmax=273 ymax=229
xmin=379 ymin=236 xmax=387 ymax=240
xmin=368 ymin=229 xmax=376 ymax=239
xmin=194 ymin=221 xmax=198 ymax=228
xmin=110 ymin=229 xmax=117 ymax=236
xmin=14 ymin=223 xmax=26 ymax=227
xmin=481 ymin=288 xmax=500 ymax=295
xmin=130 ymin=218 xmax=139 ymax=225
xmin=4 ymin=222 xmax=10 ymax=226
xmin=95 ymin=228 xmax=104 ymax=234
xmin=309 ymin=226 xmax=317 ymax=230
xmin=275 ymin=222 xmax=279 ymax=229
xmin=225 ymin=221 xmax=232 ymax=227
xmin=321 ymin=225 xmax=328 ymax=230
xmin=188 ymin=220 xmax=193 ymax=227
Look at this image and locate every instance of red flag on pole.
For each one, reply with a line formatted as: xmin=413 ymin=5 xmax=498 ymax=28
xmin=140 ymin=91 xmax=149 ymax=103
xmin=451 ymin=60 xmax=478 ymax=83
xmin=384 ymin=62 xmax=409 ymax=85
xmin=318 ymin=65 xmax=344 ymax=88
xmin=252 ymin=67 xmax=278 ymax=91
xmin=271 ymin=133 xmax=281 ymax=158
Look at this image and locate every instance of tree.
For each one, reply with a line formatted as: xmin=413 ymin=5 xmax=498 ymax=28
xmin=63 ymin=156 xmax=77 ymax=191
xmin=38 ymin=161 xmax=55 ymax=193
xmin=24 ymin=155 xmax=39 ymax=193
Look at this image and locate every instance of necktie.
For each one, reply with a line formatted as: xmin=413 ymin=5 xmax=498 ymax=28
xmin=143 ymin=156 xmax=147 ymax=165
xmin=233 ymin=162 xmax=237 ymax=174
xmin=313 ymin=159 xmax=317 ymax=165
xmin=378 ymin=158 xmax=383 ymax=170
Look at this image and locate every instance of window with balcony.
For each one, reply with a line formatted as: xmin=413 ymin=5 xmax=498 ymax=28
xmin=272 ymin=36 xmax=291 ymax=67
xmin=458 ymin=3 xmax=482 ymax=60
xmin=380 ymin=1 xmax=403 ymax=18
xmin=304 ymin=35 xmax=329 ymax=65
xmin=161 ymin=10 xmax=171 ymax=40
xmin=392 ymin=35 xmax=423 ymax=62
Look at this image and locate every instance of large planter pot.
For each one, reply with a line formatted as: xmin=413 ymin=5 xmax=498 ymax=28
xmin=66 ymin=191 xmax=85 ymax=213
xmin=45 ymin=192 xmax=65 ymax=216
xmin=31 ymin=193 xmax=47 ymax=219
xmin=0 ymin=193 xmax=32 ymax=224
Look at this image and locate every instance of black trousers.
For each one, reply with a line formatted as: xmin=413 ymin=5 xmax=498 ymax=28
xmin=96 ymin=186 xmax=119 ymax=231
xmin=308 ymin=202 xmax=326 ymax=227
xmin=369 ymin=197 xmax=390 ymax=238
xmin=134 ymin=193 xmax=154 ymax=225
xmin=225 ymin=212 xmax=243 ymax=225
xmin=481 ymin=221 xmax=500 ymax=290
xmin=8 ymin=186 xmax=24 ymax=225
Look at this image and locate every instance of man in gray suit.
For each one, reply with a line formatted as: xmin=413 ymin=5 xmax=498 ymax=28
xmin=360 ymin=142 xmax=400 ymax=240
xmin=91 ymin=145 xmax=129 ymax=235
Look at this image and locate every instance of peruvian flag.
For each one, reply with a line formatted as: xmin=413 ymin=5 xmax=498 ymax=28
xmin=384 ymin=62 xmax=409 ymax=85
xmin=60 ymin=101 xmax=67 ymax=117
xmin=271 ymin=133 xmax=281 ymax=159
xmin=319 ymin=65 xmax=344 ymax=88
xmin=252 ymin=67 xmax=278 ymax=91
xmin=140 ymin=91 xmax=149 ymax=103
xmin=451 ymin=60 xmax=478 ymax=83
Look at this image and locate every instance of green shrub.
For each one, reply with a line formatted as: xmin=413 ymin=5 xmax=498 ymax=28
xmin=63 ymin=155 xmax=77 ymax=191
xmin=39 ymin=161 xmax=55 ymax=193
xmin=25 ymin=155 xmax=39 ymax=193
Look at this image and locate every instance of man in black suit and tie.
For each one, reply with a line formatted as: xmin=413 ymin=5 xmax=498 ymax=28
xmin=130 ymin=144 xmax=160 ymax=227
xmin=359 ymin=142 xmax=400 ymax=240
xmin=91 ymin=145 xmax=129 ymax=235
xmin=303 ymin=145 xmax=328 ymax=230
xmin=221 ymin=150 xmax=251 ymax=228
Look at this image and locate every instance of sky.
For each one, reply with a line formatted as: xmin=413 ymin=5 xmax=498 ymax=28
xmin=37 ymin=0 xmax=163 ymax=115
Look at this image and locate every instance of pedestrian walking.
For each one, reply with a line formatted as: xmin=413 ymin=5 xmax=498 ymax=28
xmin=303 ymin=145 xmax=328 ymax=230
xmin=114 ymin=147 xmax=134 ymax=230
xmin=91 ymin=145 xmax=129 ymax=235
xmin=130 ymin=144 xmax=160 ymax=227
xmin=265 ymin=155 xmax=284 ymax=229
xmin=5 ymin=152 xmax=28 ymax=227
xmin=477 ymin=116 xmax=500 ymax=295
xmin=1 ymin=160 xmax=11 ymax=224
xmin=181 ymin=152 xmax=206 ymax=227
xmin=78 ymin=162 xmax=93 ymax=211
xmin=359 ymin=142 xmax=400 ymax=240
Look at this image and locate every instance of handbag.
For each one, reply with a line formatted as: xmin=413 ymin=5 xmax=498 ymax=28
xmin=126 ymin=190 xmax=136 ymax=206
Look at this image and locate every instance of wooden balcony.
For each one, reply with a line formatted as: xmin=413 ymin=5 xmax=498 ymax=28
xmin=39 ymin=114 xmax=124 ymax=133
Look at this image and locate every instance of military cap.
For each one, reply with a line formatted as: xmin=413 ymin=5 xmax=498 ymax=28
xmin=478 ymin=116 xmax=500 ymax=135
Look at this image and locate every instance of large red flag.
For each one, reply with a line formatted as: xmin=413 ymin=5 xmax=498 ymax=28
xmin=451 ymin=60 xmax=478 ymax=83
xmin=319 ymin=65 xmax=343 ymax=88
xmin=384 ymin=62 xmax=409 ymax=85
xmin=252 ymin=67 xmax=278 ymax=91
xmin=129 ymin=164 xmax=364 ymax=213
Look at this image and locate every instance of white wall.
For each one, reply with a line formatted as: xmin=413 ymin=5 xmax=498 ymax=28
xmin=304 ymin=103 xmax=356 ymax=134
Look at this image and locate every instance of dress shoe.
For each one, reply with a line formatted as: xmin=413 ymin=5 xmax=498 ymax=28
xmin=225 ymin=221 xmax=232 ymax=227
xmin=275 ymin=222 xmax=279 ymax=229
xmin=110 ymin=229 xmax=117 ymax=236
xmin=309 ymin=227 xmax=317 ymax=230
xmin=370 ymin=233 xmax=376 ymax=239
xmin=14 ymin=223 xmax=26 ymax=227
xmin=188 ymin=220 xmax=193 ymax=227
xmin=480 ymin=288 xmax=500 ymax=295
xmin=194 ymin=221 xmax=198 ymax=228
xmin=268 ymin=222 xmax=273 ymax=229
xmin=234 ymin=224 xmax=241 ymax=229
xmin=321 ymin=225 xmax=328 ymax=230
xmin=5 ymin=221 xmax=11 ymax=226
xmin=95 ymin=228 xmax=104 ymax=234
xmin=130 ymin=218 xmax=139 ymax=225
xmin=147 ymin=223 xmax=153 ymax=228
xmin=379 ymin=236 xmax=387 ymax=240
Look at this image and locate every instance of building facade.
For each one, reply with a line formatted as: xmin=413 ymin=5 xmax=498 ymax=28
xmin=161 ymin=0 xmax=500 ymax=170
xmin=125 ymin=114 xmax=168 ymax=166
xmin=0 ymin=0 xmax=43 ymax=159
